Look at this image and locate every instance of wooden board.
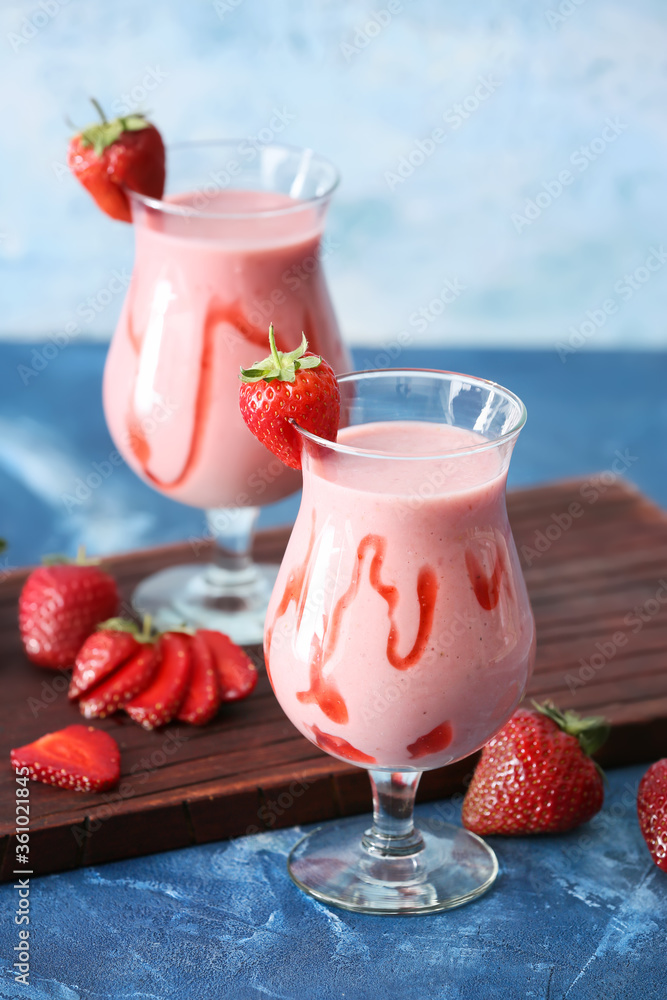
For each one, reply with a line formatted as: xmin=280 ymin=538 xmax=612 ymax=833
xmin=2 ymin=476 xmax=667 ymax=881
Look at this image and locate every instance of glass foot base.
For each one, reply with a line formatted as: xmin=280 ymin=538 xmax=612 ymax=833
xmin=132 ymin=562 xmax=279 ymax=645
xmin=288 ymin=815 xmax=498 ymax=915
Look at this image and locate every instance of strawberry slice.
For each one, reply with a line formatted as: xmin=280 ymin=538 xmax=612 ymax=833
xmin=10 ymin=724 xmax=120 ymax=793
xmin=176 ymin=633 xmax=221 ymax=725
xmin=198 ymin=630 xmax=258 ymax=702
xmin=69 ymin=628 xmax=140 ymax=700
xmin=79 ymin=645 xmax=159 ymax=719
xmin=124 ymin=632 xmax=192 ymax=730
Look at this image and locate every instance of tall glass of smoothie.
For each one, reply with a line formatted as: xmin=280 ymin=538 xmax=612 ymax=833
xmin=265 ymin=369 xmax=535 ymax=914
xmin=103 ymin=141 xmax=351 ymax=643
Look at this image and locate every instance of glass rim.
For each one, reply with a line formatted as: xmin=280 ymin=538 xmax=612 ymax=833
xmin=294 ymin=368 xmax=528 ymax=461
xmin=126 ymin=139 xmax=340 ymax=220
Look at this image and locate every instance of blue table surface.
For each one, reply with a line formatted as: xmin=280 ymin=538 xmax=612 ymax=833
xmin=0 ymin=344 xmax=666 ymax=567
xmin=1 ymin=344 xmax=666 ymax=998
xmin=0 ymin=764 xmax=665 ymax=999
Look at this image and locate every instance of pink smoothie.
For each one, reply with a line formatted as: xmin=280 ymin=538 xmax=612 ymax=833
xmin=103 ymin=189 xmax=351 ymax=509
xmin=265 ymin=420 xmax=535 ymax=770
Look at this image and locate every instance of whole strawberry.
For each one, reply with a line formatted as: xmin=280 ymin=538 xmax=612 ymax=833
xmin=462 ymin=702 xmax=608 ymax=835
xmin=637 ymin=759 xmax=667 ymax=872
xmin=239 ymin=324 xmax=340 ymax=470
xmin=19 ymin=550 xmax=119 ymax=669
xmin=67 ymin=99 xmax=165 ymax=222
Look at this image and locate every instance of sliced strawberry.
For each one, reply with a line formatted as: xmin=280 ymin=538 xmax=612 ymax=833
xmin=79 ymin=645 xmax=159 ymax=719
xmin=69 ymin=629 xmax=140 ymax=700
xmin=176 ymin=633 xmax=221 ymax=725
xmin=124 ymin=632 xmax=192 ymax=730
xmin=10 ymin=724 xmax=120 ymax=793
xmin=198 ymin=630 xmax=258 ymax=702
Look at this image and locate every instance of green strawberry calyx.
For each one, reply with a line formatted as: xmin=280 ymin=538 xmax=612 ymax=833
xmin=96 ymin=614 xmax=157 ymax=645
xmin=77 ymin=98 xmax=151 ymax=157
xmin=42 ymin=545 xmax=102 ymax=567
xmin=532 ymin=700 xmax=610 ymax=757
xmin=239 ymin=324 xmax=322 ymax=385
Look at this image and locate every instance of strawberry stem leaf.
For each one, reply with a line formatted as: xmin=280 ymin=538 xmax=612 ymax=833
xmin=239 ymin=325 xmax=322 ymax=385
xmin=97 ymin=617 xmax=140 ymax=635
xmin=268 ymin=323 xmax=281 ymax=369
xmin=42 ymin=546 xmax=102 ymax=567
xmin=532 ymin=700 xmax=610 ymax=757
xmin=96 ymin=614 xmax=158 ymax=644
xmin=90 ymin=97 xmax=108 ymax=124
xmin=77 ymin=103 xmax=151 ymax=156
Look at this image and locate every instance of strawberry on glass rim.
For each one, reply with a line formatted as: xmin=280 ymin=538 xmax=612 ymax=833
xmin=67 ymin=98 xmax=165 ymax=222
xmin=239 ymin=324 xmax=341 ymax=470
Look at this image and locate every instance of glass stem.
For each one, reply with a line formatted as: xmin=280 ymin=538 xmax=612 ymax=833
xmin=362 ymin=770 xmax=425 ymax=858
xmin=205 ymin=506 xmax=260 ymax=573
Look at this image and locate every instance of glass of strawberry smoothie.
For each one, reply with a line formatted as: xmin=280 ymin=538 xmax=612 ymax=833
xmin=102 ymin=141 xmax=351 ymax=643
xmin=265 ymin=369 xmax=535 ymax=914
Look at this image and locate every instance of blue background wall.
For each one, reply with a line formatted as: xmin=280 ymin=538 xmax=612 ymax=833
xmin=1 ymin=0 xmax=667 ymax=350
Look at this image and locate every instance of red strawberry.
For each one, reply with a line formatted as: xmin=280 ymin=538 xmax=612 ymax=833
xmin=176 ymin=632 xmax=221 ymax=725
xmin=198 ymin=630 xmax=258 ymax=702
xmin=10 ymin=724 xmax=120 ymax=793
xmin=19 ymin=553 xmax=119 ymax=669
xmin=462 ymin=703 xmax=608 ymax=835
xmin=80 ymin=645 xmax=159 ymax=719
xmin=125 ymin=632 xmax=192 ymax=730
xmin=239 ymin=325 xmax=340 ymax=470
xmin=67 ymin=99 xmax=165 ymax=223
xmin=69 ymin=626 xmax=140 ymax=700
xmin=637 ymin=759 xmax=667 ymax=872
